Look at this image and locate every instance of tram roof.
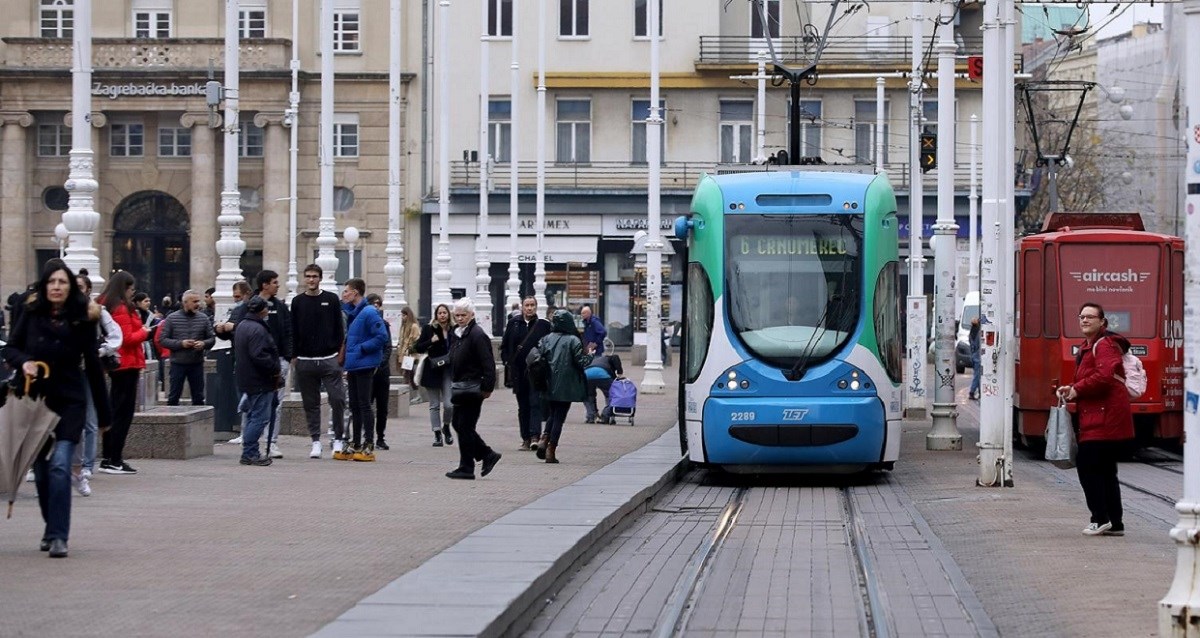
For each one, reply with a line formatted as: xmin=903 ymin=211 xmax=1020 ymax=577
xmin=1021 ymin=227 xmax=1183 ymax=246
xmin=706 ymin=170 xmax=877 ymax=203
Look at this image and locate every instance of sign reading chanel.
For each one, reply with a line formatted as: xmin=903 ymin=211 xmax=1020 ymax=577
xmin=92 ymin=82 xmax=206 ymax=100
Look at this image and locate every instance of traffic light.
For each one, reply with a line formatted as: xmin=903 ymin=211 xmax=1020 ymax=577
xmin=920 ymin=133 xmax=937 ymax=172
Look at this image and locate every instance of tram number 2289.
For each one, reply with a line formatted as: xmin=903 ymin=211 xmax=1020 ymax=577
xmin=730 ymin=411 xmax=757 ymax=422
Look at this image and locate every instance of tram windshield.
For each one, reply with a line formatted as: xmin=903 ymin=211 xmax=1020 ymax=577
xmin=725 ymin=214 xmax=864 ymax=369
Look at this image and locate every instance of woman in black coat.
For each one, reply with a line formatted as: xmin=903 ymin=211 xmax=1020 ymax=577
xmin=413 ymin=303 xmax=454 ymax=446
xmin=444 ymin=298 xmax=502 ymax=480
xmin=2 ymin=260 xmax=111 ymax=558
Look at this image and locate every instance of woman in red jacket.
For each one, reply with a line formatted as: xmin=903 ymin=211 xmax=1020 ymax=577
xmin=97 ymin=271 xmax=150 ymax=475
xmin=1056 ymin=302 xmax=1134 ymax=537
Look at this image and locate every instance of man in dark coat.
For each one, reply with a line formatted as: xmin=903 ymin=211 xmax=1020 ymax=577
xmin=233 ymin=296 xmax=279 ymax=466
xmin=500 ymin=297 xmax=552 ymax=450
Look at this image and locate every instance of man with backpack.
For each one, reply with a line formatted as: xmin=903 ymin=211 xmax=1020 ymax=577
xmin=501 ymin=297 xmax=552 ymax=451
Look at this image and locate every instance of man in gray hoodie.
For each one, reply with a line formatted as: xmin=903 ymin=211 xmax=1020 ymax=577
xmin=158 ymin=289 xmax=216 ymax=406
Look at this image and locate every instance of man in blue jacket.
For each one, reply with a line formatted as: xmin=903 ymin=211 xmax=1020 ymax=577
xmin=339 ymin=278 xmax=389 ymax=462
xmin=233 ymin=296 xmax=279 ymax=466
xmin=580 ymin=305 xmax=606 ymax=356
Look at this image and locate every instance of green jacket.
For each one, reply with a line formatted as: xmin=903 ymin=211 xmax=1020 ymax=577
xmin=541 ymin=310 xmax=592 ymax=402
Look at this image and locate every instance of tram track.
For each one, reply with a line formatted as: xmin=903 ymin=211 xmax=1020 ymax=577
xmin=841 ymin=485 xmax=893 ymax=638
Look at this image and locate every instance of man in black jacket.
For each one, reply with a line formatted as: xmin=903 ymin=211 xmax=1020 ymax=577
xmin=233 ymin=296 xmax=278 ymax=466
xmin=290 ymin=264 xmax=346 ymax=460
xmin=500 ymin=297 xmax=552 ymax=450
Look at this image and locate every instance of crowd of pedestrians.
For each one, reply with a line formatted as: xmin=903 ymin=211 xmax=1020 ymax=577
xmin=3 ymin=259 xmax=631 ymax=555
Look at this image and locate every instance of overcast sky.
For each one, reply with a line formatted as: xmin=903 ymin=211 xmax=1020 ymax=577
xmin=1089 ymin=2 xmax=1165 ymax=40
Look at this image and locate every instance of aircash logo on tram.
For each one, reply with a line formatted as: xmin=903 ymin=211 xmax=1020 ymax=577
xmin=739 ymin=237 xmax=849 ymax=256
xmin=1068 ymin=268 xmax=1149 ymax=294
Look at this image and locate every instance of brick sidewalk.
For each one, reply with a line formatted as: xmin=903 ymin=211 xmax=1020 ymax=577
xmin=0 ymin=365 xmax=679 ymax=637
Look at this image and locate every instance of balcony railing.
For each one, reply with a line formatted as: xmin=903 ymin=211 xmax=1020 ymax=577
xmin=449 ymin=160 xmax=983 ymax=194
xmin=696 ymin=35 xmax=1022 ymax=72
xmin=1 ymin=38 xmax=291 ymax=72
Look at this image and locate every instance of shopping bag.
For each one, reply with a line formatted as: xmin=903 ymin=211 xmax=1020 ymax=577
xmin=401 ymin=355 xmax=416 ymax=371
xmin=1044 ymin=399 xmax=1077 ymax=469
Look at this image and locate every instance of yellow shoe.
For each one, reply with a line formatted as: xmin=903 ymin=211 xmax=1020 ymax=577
xmin=332 ymin=441 xmax=354 ymax=461
xmin=352 ymin=444 xmax=375 ymax=462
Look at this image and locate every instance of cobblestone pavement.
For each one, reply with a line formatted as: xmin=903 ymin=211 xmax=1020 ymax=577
xmin=0 ymin=365 xmax=678 ymax=637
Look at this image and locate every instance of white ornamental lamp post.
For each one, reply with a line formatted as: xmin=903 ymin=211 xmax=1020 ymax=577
xmin=62 ymin=0 xmax=102 ymax=289
xmin=641 ymin=0 xmax=665 ymax=394
xmin=474 ymin=0 xmax=493 ymax=335
xmin=316 ymin=0 xmax=340 ymax=292
xmin=54 ymin=223 xmax=69 ymax=259
xmin=382 ymin=0 xmax=407 ymax=325
xmin=534 ymin=0 xmax=548 ymax=315
xmin=504 ymin=0 xmax=522 ymax=309
xmin=344 ymin=226 xmax=359 ymax=280
xmin=432 ymin=0 xmax=454 ymax=309
xmin=285 ymin=0 xmax=301 ymax=301
xmin=213 ymin=0 xmax=245 ymax=324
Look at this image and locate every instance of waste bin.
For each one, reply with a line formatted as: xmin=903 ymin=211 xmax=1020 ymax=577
xmin=206 ymin=347 xmax=239 ymax=433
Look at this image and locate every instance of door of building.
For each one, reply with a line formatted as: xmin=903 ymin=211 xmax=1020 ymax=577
xmin=111 ymin=191 xmax=190 ymax=307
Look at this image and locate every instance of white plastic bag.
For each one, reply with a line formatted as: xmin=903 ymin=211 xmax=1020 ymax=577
xmin=401 ymin=355 xmax=415 ymax=371
xmin=1044 ymin=399 xmax=1077 ymax=469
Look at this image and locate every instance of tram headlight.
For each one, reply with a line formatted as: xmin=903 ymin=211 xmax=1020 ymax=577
xmin=837 ymin=379 xmax=848 ymax=389
xmin=728 ymin=371 xmax=737 ymax=380
xmin=727 ymin=381 xmax=737 ymax=390
xmin=850 ymin=380 xmax=861 ymax=390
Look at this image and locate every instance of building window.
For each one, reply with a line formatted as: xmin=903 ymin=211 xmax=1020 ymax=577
xmin=719 ymin=99 xmax=753 ymax=164
xmin=854 ymin=99 xmax=888 ymax=165
xmin=632 ymin=99 xmax=665 ymax=164
xmin=133 ymin=11 xmax=172 ymax=38
xmin=333 ymin=186 xmax=355 ymax=212
xmin=240 ymin=121 xmax=264 ymax=157
xmin=239 ymin=7 xmax=267 ymax=38
xmin=333 ymin=114 xmax=359 ymax=158
xmin=488 ymin=99 xmax=512 ymax=163
xmin=111 ymin=123 xmax=145 ymax=157
xmin=488 ymin=0 xmax=512 ymax=37
xmin=921 ymin=100 xmax=938 ymax=135
xmin=43 ymin=186 xmax=70 ymax=212
xmin=158 ymin=127 xmax=192 ymax=157
xmin=559 ymin=0 xmax=588 ymax=37
xmin=784 ymin=99 xmax=823 ymax=159
xmin=750 ymin=0 xmax=779 ymax=38
xmin=38 ymin=124 xmax=70 ymax=157
xmin=634 ymin=0 xmax=662 ymax=38
xmin=333 ymin=7 xmax=361 ymax=52
xmin=40 ymin=0 xmax=73 ymax=38
xmin=556 ymin=99 xmax=591 ymax=163
xmin=239 ymin=187 xmax=261 ymax=213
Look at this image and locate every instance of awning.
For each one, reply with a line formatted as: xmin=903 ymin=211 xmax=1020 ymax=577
xmin=483 ymin=235 xmax=598 ymax=264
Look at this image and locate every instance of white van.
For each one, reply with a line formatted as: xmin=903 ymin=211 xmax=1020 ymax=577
xmin=955 ymin=291 xmax=980 ymax=373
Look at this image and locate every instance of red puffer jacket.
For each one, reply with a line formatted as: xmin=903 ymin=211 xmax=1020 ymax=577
xmin=1071 ymin=332 xmax=1134 ymax=442
xmin=109 ymin=303 xmax=149 ymax=372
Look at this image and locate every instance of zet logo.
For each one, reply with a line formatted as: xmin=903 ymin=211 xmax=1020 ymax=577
xmin=782 ymin=409 xmax=809 ymax=421
xmin=1068 ymin=268 xmax=1150 ymax=283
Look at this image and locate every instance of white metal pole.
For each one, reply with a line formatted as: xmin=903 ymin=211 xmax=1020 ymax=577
xmin=904 ymin=0 xmax=928 ymax=418
xmin=432 ymin=0 xmax=454 ymax=308
xmin=968 ymin=114 xmax=979 ymax=295
xmin=875 ymin=77 xmax=885 ymax=173
xmin=1000 ymin=0 xmax=1018 ymax=484
xmin=505 ymin=0 xmax=522 ymax=309
xmin=977 ymin=0 xmax=1006 ymax=487
xmin=756 ymin=51 xmax=767 ymax=164
xmin=1159 ymin=0 xmax=1200 ymax=630
xmin=642 ymin=0 xmax=666 ymax=394
xmin=214 ymin=0 xmax=244 ymax=323
xmin=316 ymin=0 xmax=339 ymax=292
xmin=534 ymin=0 xmax=548 ymax=316
xmin=345 ymin=227 xmax=358 ymax=280
xmin=62 ymin=0 xmax=101 ymax=288
xmin=285 ymin=0 xmax=300 ymax=302
xmin=475 ymin=0 xmax=493 ymax=335
xmin=382 ymin=0 xmax=407 ymax=329
xmin=928 ymin=0 xmax=961 ymax=450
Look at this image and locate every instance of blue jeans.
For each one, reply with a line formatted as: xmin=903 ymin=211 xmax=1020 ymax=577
xmin=34 ymin=439 xmax=77 ymax=541
xmin=584 ymin=377 xmax=613 ymax=421
xmin=167 ymin=360 xmax=205 ymax=406
xmin=240 ymin=392 xmax=275 ymax=460
xmin=72 ymin=382 xmax=98 ymax=473
xmin=969 ymin=350 xmax=982 ymax=396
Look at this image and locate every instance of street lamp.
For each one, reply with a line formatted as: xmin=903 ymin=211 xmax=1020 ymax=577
xmin=54 ymin=223 xmax=69 ymax=258
xmin=344 ymin=226 xmax=359 ymax=280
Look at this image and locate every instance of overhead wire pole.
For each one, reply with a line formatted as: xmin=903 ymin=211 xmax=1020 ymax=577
xmin=1159 ymin=0 xmax=1200 ymax=630
xmin=875 ymin=77 xmax=885 ymax=173
xmin=285 ymin=0 xmax=301 ymax=302
xmin=474 ymin=0 xmax=493 ymax=335
xmin=432 ymin=0 xmax=453 ymax=308
xmin=927 ymin=0 xmax=961 ymax=451
xmin=534 ymin=0 xmax=548 ymax=316
xmin=904 ymin=0 xmax=928 ymax=419
xmin=505 ymin=0 xmax=521 ymax=310
xmin=1000 ymin=0 xmax=1018 ymax=485
xmin=968 ymin=114 xmax=979 ymax=295
xmin=641 ymin=0 xmax=666 ymax=394
xmin=383 ymin=0 xmax=408 ymax=325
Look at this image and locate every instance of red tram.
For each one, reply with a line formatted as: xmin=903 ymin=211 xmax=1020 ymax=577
xmin=1015 ymin=212 xmax=1184 ymax=448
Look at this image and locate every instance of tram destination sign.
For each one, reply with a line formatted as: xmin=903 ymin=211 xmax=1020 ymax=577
xmin=92 ymin=82 xmax=206 ymax=100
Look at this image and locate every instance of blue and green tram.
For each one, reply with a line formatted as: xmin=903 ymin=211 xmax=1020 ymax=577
xmin=673 ymin=169 xmax=904 ymax=472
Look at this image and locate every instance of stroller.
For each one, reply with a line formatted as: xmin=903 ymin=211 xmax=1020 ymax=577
xmin=607 ymin=377 xmax=638 ymax=426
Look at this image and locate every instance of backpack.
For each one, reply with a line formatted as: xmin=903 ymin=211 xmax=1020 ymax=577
xmin=525 ymin=342 xmax=551 ymax=391
xmin=1109 ymin=337 xmax=1147 ymax=399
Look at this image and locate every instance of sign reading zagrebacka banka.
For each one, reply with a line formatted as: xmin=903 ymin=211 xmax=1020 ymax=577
xmin=92 ymin=82 xmax=206 ymax=100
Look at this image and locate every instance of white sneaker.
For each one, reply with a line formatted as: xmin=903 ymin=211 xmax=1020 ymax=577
xmin=1082 ymin=522 xmax=1113 ymax=536
xmin=72 ymin=473 xmax=92 ymax=497
xmin=228 ymin=435 xmax=244 ymax=445
xmin=25 ymin=469 xmax=35 ymax=483
xmin=310 ymin=441 xmax=322 ymax=459
xmin=269 ymin=443 xmax=283 ymax=459
xmin=332 ymin=439 xmax=344 ymax=453
xmin=81 ymin=468 xmax=92 ymax=479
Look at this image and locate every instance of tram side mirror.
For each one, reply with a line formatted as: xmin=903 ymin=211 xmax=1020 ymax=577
xmin=673 ymin=216 xmax=692 ymax=240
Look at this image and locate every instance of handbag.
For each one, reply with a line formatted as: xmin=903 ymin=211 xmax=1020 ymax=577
xmin=1044 ymin=398 xmax=1077 ymax=469
xmin=401 ymin=355 xmax=416 ymax=371
xmin=449 ymin=380 xmax=483 ymax=404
